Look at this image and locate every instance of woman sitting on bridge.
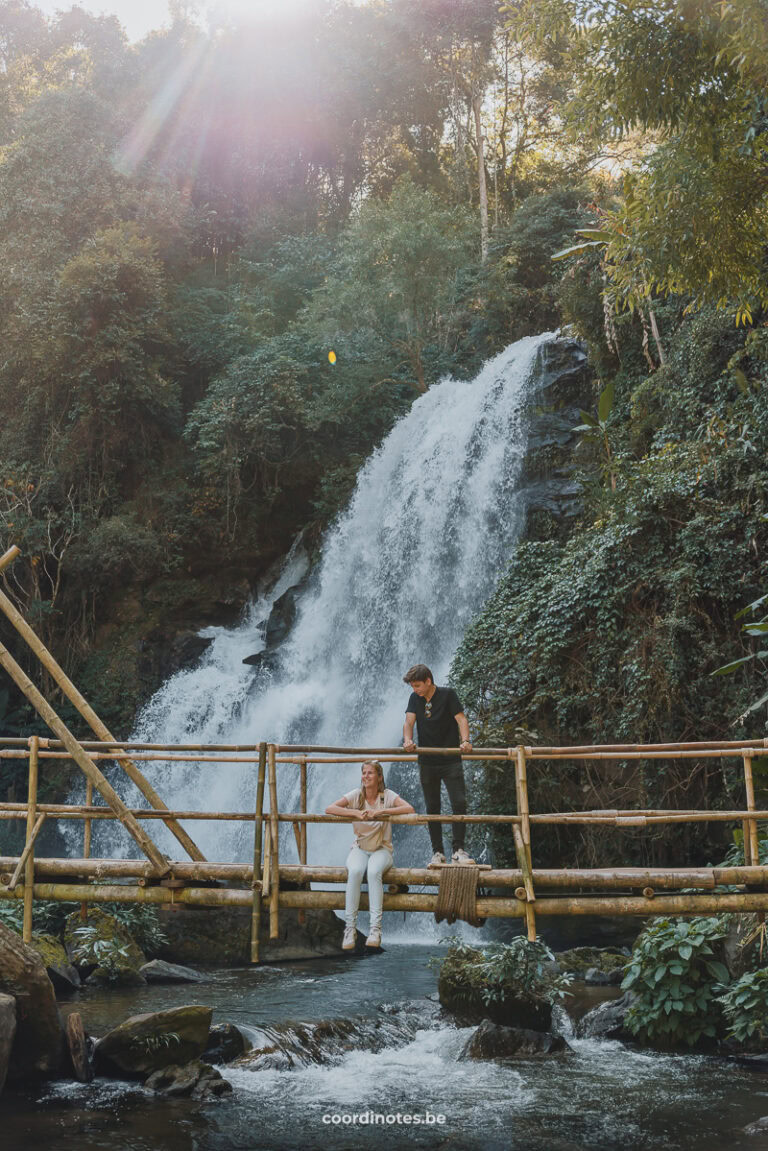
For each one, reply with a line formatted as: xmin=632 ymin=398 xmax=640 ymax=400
xmin=326 ymin=760 xmax=415 ymax=951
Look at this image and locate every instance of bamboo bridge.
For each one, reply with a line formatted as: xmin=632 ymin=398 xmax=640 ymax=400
xmin=1 ymin=544 xmax=768 ymax=961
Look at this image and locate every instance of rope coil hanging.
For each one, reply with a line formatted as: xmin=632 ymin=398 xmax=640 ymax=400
xmin=433 ymin=865 xmax=484 ymax=928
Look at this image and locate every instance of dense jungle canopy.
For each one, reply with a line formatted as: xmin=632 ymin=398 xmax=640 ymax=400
xmin=0 ymin=0 xmax=767 ymax=867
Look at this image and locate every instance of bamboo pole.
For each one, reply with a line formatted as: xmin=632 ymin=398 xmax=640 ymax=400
xmin=0 ymin=546 xmax=20 ymax=575
xmin=0 ymin=857 xmax=745 ymax=889
xmin=744 ymin=754 xmax=760 ymax=867
xmin=21 ymin=735 xmax=39 ymax=939
xmin=12 ymin=812 xmax=45 ymax=893
xmin=299 ymin=757 xmax=307 ymax=866
xmin=267 ymin=744 xmax=279 ymax=939
xmin=7 ymin=882 xmax=768 ymax=919
xmin=80 ymin=780 xmax=93 ymax=921
xmin=262 ymin=823 xmax=272 ymax=899
xmin=297 ymin=755 xmax=308 ymax=926
xmin=0 ymin=641 xmax=169 ymax=874
xmin=0 ymin=580 xmax=206 ymax=863
xmin=514 ymin=746 xmax=536 ymax=941
xmin=14 ymin=801 xmax=768 ymax=826
xmin=250 ymin=742 xmax=267 ymax=964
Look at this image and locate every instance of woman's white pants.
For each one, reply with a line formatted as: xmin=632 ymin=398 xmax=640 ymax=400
xmin=345 ymin=845 xmax=392 ymax=926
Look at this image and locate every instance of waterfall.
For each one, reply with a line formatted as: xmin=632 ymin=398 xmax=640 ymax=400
xmin=95 ymin=333 xmax=556 ymax=870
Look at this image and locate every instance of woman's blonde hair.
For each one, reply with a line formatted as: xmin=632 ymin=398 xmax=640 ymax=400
xmin=358 ymin=760 xmax=385 ymax=808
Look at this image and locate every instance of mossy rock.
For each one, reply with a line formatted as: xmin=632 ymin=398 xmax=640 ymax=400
xmin=95 ymin=1005 xmax=213 ymax=1077
xmin=554 ymin=947 xmax=628 ymax=977
xmin=64 ymin=909 xmax=146 ymax=986
xmin=28 ymin=933 xmax=81 ymax=994
xmin=437 ymin=948 xmax=553 ymax=1031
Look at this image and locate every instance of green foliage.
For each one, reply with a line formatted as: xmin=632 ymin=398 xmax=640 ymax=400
xmin=99 ymin=902 xmax=168 ymax=956
xmin=621 ymin=916 xmax=731 ymax=1047
xmin=0 ymin=899 xmax=78 ymax=936
xmin=514 ymin=0 xmax=768 ymax=320
xmin=70 ymin=924 xmax=130 ymax=981
xmin=435 ymin=937 xmax=570 ymax=1009
xmin=453 ymin=300 xmax=768 ymax=868
xmin=719 ymin=969 xmax=768 ymax=1044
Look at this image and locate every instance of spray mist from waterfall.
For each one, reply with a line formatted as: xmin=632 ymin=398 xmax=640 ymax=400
xmin=89 ymin=334 xmax=554 ymax=878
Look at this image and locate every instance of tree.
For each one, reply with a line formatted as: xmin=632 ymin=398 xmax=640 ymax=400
xmin=307 ymin=176 xmax=476 ymax=394
xmin=511 ymin=0 xmax=768 ymax=321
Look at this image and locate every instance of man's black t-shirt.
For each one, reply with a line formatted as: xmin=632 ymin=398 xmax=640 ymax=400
xmin=406 ymin=686 xmax=463 ymax=766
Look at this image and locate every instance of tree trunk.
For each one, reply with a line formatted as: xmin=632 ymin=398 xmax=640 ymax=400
xmin=0 ymin=923 xmax=64 ymax=1081
xmin=472 ymin=88 xmax=489 ymax=262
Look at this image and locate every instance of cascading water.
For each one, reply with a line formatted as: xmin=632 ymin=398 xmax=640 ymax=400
xmin=92 ymin=333 xmax=556 ymax=875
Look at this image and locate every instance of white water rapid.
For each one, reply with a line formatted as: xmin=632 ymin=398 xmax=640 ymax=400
xmin=92 ymin=333 xmax=555 ymax=873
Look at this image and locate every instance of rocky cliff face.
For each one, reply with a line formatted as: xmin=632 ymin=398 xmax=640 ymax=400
xmin=517 ymin=335 xmax=593 ymax=542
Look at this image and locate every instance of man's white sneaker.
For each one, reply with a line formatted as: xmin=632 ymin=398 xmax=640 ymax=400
xmin=428 ymin=851 xmax=447 ymax=868
xmin=342 ymin=924 xmax=357 ymax=950
xmin=365 ymin=924 xmax=382 ymax=948
xmin=452 ymin=848 xmax=475 ymax=865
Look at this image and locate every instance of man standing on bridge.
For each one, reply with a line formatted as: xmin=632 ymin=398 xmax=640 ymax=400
xmin=402 ymin=663 xmax=474 ymax=868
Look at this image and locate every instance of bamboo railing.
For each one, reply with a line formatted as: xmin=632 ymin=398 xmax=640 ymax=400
xmin=1 ymin=735 xmax=768 ymax=958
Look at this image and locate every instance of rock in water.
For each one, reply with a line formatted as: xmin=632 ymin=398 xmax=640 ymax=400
xmin=0 ymin=993 xmax=17 ymax=1092
xmin=140 ymin=960 xmax=204 ymax=984
xmin=460 ymin=1020 xmax=570 ymax=1061
xmin=66 ymin=1012 xmax=94 ymax=1083
xmin=204 ymin=1023 xmax=247 ymax=1064
xmin=575 ymin=991 xmax=634 ymax=1040
xmin=95 ymin=1005 xmax=213 ymax=1076
xmin=144 ymin=1059 xmax=232 ymax=1101
xmin=0 ymin=922 xmax=64 ymax=1081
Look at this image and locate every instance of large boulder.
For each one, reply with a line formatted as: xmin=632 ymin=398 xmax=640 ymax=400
xmin=28 ymin=933 xmax=81 ymax=995
xmin=0 ymin=993 xmax=16 ymax=1092
xmin=157 ymin=904 xmax=351 ymax=966
xmin=144 ymin=1059 xmax=232 ymax=1101
xmin=0 ymin=922 xmax=64 ymax=1080
xmin=95 ymin=1005 xmax=213 ymax=1077
xmin=64 ymin=909 xmax=146 ymax=986
xmin=460 ymin=1019 xmax=570 ymax=1061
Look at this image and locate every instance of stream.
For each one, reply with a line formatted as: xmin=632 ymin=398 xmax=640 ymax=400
xmin=4 ymin=943 xmax=768 ymax=1150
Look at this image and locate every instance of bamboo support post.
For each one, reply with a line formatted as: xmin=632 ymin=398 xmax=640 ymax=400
xmin=80 ymin=780 xmax=93 ymax=921
xmin=267 ymin=744 xmax=280 ymax=939
xmin=262 ymin=823 xmax=272 ymax=899
xmin=744 ymin=754 xmax=760 ymax=868
xmin=250 ymin=742 xmax=267 ymax=964
xmin=20 ymin=735 xmax=40 ymax=938
xmin=298 ymin=755 xmax=308 ymax=925
xmin=0 ymin=643 xmax=169 ymax=875
xmin=514 ymin=746 xmax=536 ymax=940
xmin=0 ymin=568 xmax=204 ymax=864
xmin=299 ymin=757 xmax=307 ymax=865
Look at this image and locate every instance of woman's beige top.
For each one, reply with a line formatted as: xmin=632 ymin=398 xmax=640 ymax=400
xmin=343 ymin=788 xmax=400 ymax=854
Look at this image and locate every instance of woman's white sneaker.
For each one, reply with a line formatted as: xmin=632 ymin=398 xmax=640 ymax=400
xmin=342 ymin=924 xmax=357 ymax=950
xmin=365 ymin=924 xmax=382 ymax=948
xmin=427 ymin=851 xmax=446 ymax=868
xmin=452 ymin=848 xmax=475 ymax=864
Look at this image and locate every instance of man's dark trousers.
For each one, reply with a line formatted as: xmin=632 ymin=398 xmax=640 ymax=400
xmin=419 ymin=759 xmax=467 ymax=854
